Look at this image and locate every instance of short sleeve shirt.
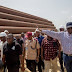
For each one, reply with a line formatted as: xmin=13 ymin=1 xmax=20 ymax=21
xmin=3 ymin=42 xmax=22 ymax=66
xmin=16 ymin=39 xmax=24 ymax=47
xmin=41 ymin=38 xmax=60 ymax=60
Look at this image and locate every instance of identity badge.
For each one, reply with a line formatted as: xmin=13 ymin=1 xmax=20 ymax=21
xmin=12 ymin=46 xmax=15 ymax=50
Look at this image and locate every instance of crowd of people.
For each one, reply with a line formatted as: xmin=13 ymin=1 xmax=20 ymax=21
xmin=0 ymin=22 xmax=72 ymax=72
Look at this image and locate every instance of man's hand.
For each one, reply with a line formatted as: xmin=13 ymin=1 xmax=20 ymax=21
xmin=21 ymin=66 xmax=25 ymax=72
xmin=19 ymin=55 xmax=25 ymax=72
xmin=58 ymin=52 xmax=61 ymax=59
xmin=38 ymin=28 xmax=42 ymax=32
xmin=41 ymin=55 xmax=44 ymax=60
xmin=2 ymin=55 xmax=5 ymax=64
xmin=36 ymin=57 xmax=39 ymax=63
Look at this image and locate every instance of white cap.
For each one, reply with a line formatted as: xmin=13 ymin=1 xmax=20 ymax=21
xmin=4 ymin=30 xmax=9 ymax=33
xmin=35 ymin=28 xmax=40 ymax=33
xmin=59 ymin=25 xmax=64 ymax=29
xmin=0 ymin=32 xmax=7 ymax=37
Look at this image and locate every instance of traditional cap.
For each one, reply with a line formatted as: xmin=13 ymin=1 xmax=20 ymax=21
xmin=0 ymin=32 xmax=7 ymax=37
xmin=26 ymin=32 xmax=32 ymax=38
xmin=4 ymin=30 xmax=9 ymax=33
xmin=66 ymin=22 xmax=72 ymax=28
xmin=59 ymin=25 xmax=64 ymax=29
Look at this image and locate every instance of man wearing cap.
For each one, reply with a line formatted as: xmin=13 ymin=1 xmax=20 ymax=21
xmin=59 ymin=26 xmax=65 ymax=72
xmin=40 ymin=22 xmax=72 ymax=72
xmin=2 ymin=34 xmax=24 ymax=72
xmin=25 ymin=32 xmax=40 ymax=72
xmin=35 ymin=28 xmax=44 ymax=72
xmin=59 ymin=26 xmax=65 ymax=32
xmin=0 ymin=32 xmax=7 ymax=72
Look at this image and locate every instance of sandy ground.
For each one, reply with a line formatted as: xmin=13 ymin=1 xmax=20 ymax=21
xmin=20 ymin=58 xmax=67 ymax=72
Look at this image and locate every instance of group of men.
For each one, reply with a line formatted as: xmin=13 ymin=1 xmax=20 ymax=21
xmin=0 ymin=31 xmax=25 ymax=72
xmin=41 ymin=22 xmax=72 ymax=72
xmin=0 ymin=22 xmax=72 ymax=72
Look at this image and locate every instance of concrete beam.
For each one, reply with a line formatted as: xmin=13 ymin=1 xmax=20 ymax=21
xmin=0 ymin=26 xmax=57 ymax=34
xmin=0 ymin=6 xmax=52 ymax=23
xmin=0 ymin=19 xmax=56 ymax=28
xmin=0 ymin=12 xmax=54 ymax=26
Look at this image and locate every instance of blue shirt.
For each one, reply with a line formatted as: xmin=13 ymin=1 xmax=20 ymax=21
xmin=36 ymin=35 xmax=44 ymax=47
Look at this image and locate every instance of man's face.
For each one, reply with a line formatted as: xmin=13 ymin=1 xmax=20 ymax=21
xmin=28 ymin=36 xmax=32 ymax=40
xmin=0 ymin=36 xmax=5 ymax=42
xmin=67 ymin=27 xmax=72 ymax=34
xmin=16 ymin=36 xmax=20 ymax=40
xmin=5 ymin=32 xmax=9 ymax=35
xmin=7 ymin=37 xmax=13 ymax=44
xmin=34 ymin=33 xmax=36 ymax=37
xmin=21 ymin=34 xmax=24 ymax=38
xmin=60 ymin=28 xmax=64 ymax=32
xmin=36 ymin=31 xmax=40 ymax=37
xmin=47 ymin=35 xmax=51 ymax=39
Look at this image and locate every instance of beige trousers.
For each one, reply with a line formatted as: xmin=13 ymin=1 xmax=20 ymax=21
xmin=44 ymin=57 xmax=58 ymax=72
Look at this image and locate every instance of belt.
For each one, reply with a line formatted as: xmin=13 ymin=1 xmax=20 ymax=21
xmin=64 ymin=53 xmax=72 ymax=56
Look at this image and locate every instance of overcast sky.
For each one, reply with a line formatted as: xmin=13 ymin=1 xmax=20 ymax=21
xmin=0 ymin=0 xmax=72 ymax=30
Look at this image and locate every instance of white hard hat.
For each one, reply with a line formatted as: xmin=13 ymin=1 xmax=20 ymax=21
xmin=0 ymin=32 xmax=7 ymax=37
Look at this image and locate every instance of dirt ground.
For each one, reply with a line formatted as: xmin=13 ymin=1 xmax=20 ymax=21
xmin=20 ymin=58 xmax=67 ymax=72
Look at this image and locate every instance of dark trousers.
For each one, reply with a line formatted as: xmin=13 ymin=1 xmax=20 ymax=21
xmin=38 ymin=56 xmax=44 ymax=72
xmin=4 ymin=63 xmax=7 ymax=72
xmin=26 ymin=60 xmax=36 ymax=72
xmin=59 ymin=51 xmax=64 ymax=72
xmin=7 ymin=65 xmax=19 ymax=72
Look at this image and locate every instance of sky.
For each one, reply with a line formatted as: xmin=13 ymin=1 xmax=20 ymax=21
xmin=0 ymin=0 xmax=72 ymax=30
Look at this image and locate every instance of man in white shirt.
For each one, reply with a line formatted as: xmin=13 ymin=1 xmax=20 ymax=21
xmin=0 ymin=32 xmax=7 ymax=72
xmin=40 ymin=22 xmax=72 ymax=72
